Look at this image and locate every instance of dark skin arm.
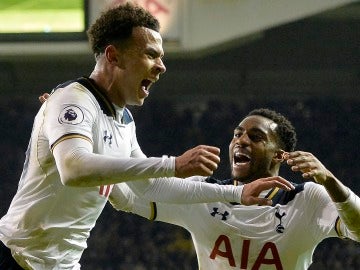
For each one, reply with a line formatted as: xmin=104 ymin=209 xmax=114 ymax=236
xmin=285 ymin=151 xmax=349 ymax=202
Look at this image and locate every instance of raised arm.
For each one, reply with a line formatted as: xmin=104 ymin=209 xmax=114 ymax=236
xmin=285 ymin=151 xmax=360 ymax=241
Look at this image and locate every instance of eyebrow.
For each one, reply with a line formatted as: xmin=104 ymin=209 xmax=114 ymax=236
xmin=234 ymin=126 xmax=267 ymax=135
xmin=146 ymin=46 xmax=164 ymax=58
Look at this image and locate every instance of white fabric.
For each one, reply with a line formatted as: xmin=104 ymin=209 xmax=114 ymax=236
xmin=0 ymin=82 xmax=243 ymax=269
xmin=109 ymin=175 xmax=243 ymax=210
xmin=118 ymin=181 xmax=360 ymax=270
xmin=52 ymin=138 xmax=243 ymax=204
xmin=335 ymin=189 xmax=360 ymax=241
xmin=52 ymin=138 xmax=175 ymax=186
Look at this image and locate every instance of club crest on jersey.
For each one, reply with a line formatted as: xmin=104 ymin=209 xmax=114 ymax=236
xmin=210 ymin=207 xmax=229 ymax=221
xmin=58 ymin=105 xmax=84 ymax=125
xmin=274 ymin=207 xmax=286 ymax=233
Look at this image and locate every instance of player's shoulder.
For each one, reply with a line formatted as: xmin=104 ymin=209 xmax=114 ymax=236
xmin=270 ymin=182 xmax=305 ymax=206
xmin=50 ymin=77 xmax=93 ymax=100
xmin=271 ymin=181 xmax=328 ymax=206
xmin=51 ymin=77 xmax=117 ymax=118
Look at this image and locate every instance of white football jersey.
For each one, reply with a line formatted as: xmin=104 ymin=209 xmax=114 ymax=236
xmin=0 ymin=77 xmax=144 ymax=270
xmin=125 ymin=180 xmax=347 ymax=270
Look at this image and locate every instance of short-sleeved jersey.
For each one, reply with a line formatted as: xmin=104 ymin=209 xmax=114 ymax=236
xmin=128 ymin=180 xmax=345 ymax=270
xmin=0 ymin=77 xmax=144 ymax=269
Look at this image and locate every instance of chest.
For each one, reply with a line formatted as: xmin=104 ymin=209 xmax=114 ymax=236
xmin=198 ymin=201 xmax=311 ymax=242
xmin=93 ymin=114 xmax=134 ymax=157
xmin=190 ymin=201 xmax=314 ymax=270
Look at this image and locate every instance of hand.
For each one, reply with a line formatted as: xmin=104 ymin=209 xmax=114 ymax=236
xmin=39 ymin=93 xmax=50 ymax=103
xmin=241 ymin=176 xmax=295 ymax=206
xmin=285 ymin=151 xmax=335 ymax=185
xmin=175 ymin=145 xmax=220 ymax=178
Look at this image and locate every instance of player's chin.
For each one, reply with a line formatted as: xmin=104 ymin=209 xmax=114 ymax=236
xmin=231 ymin=171 xmax=244 ymax=181
xmin=136 ymin=99 xmax=145 ymax=106
xmin=231 ymin=170 xmax=248 ymax=181
xmin=129 ymin=97 xmax=146 ymax=106
xmin=135 ymin=93 xmax=148 ymax=105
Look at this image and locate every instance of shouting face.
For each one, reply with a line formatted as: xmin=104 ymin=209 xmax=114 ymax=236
xmin=109 ymin=26 xmax=166 ymax=107
xmin=229 ymin=115 xmax=282 ymax=183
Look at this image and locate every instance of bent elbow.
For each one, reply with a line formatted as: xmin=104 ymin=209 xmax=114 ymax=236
xmin=59 ymin=170 xmax=81 ymax=187
xmin=60 ymin=175 xmax=79 ymax=187
xmin=58 ymin=158 xmax=91 ymax=187
xmin=59 ymin=167 xmax=94 ymax=187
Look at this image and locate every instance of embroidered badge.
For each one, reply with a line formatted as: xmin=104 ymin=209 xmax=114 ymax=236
xmin=58 ymin=105 xmax=84 ymax=125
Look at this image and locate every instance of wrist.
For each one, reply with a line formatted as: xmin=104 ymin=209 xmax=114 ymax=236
xmin=233 ymin=185 xmax=244 ymax=204
xmin=323 ymin=176 xmax=349 ymax=203
xmin=162 ymin=155 xmax=176 ymax=177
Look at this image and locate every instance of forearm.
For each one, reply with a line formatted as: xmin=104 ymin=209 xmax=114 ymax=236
xmin=53 ymin=138 xmax=175 ymax=187
xmin=323 ymin=175 xmax=349 ymax=203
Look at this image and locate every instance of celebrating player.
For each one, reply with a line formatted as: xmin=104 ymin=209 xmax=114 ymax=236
xmin=114 ymin=108 xmax=360 ymax=269
xmin=0 ymin=5 xmax=294 ymax=270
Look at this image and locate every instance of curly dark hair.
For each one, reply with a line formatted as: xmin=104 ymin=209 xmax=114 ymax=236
xmin=247 ymin=108 xmax=297 ymax=152
xmin=87 ymin=3 xmax=160 ymax=55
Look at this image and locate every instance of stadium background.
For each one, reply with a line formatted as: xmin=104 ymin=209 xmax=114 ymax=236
xmin=0 ymin=0 xmax=359 ymax=269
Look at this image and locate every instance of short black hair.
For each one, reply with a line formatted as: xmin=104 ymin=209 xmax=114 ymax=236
xmin=247 ymin=108 xmax=297 ymax=152
xmin=87 ymin=3 xmax=160 ymax=55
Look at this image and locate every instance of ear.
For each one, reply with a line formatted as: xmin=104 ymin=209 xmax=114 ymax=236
xmin=104 ymin=45 xmax=120 ymax=66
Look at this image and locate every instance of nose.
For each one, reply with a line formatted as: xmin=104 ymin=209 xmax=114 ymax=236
xmin=236 ymin=133 xmax=250 ymax=146
xmin=155 ymin=58 xmax=166 ymax=75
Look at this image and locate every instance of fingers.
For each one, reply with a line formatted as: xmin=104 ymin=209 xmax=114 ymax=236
xmin=255 ymin=176 xmax=295 ymax=191
xmin=198 ymin=145 xmax=221 ymax=156
xmin=285 ymin=151 xmax=329 ymax=183
xmin=197 ymin=145 xmax=221 ymax=165
xmin=286 ymin=152 xmax=312 ymax=174
xmin=190 ymin=145 xmax=220 ymax=175
xmin=241 ymin=176 xmax=295 ymax=206
xmin=39 ymin=93 xmax=50 ymax=104
xmin=257 ymin=198 xmax=273 ymax=206
xmin=245 ymin=196 xmax=272 ymax=206
xmin=175 ymin=145 xmax=221 ymax=178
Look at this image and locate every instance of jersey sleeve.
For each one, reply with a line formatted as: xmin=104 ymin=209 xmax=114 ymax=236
xmin=109 ymin=182 xmax=194 ymax=227
xmin=334 ymin=189 xmax=360 ymax=241
xmin=43 ymin=83 xmax=97 ymax=148
xmin=109 ymin=183 xmax=154 ymax=219
xmin=304 ymin=182 xmax=339 ymax=240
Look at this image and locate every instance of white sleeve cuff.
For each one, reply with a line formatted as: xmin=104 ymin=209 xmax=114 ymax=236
xmin=335 ymin=188 xmax=360 ymax=241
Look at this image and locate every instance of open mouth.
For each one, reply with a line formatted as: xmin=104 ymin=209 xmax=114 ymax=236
xmin=233 ymin=152 xmax=251 ymax=165
xmin=141 ymin=79 xmax=152 ymax=93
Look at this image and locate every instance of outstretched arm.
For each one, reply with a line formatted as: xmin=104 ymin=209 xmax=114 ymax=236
xmin=53 ymin=137 xmax=221 ymax=187
xmin=285 ymin=151 xmax=360 ymax=241
xmin=109 ymin=175 xmax=295 ymax=214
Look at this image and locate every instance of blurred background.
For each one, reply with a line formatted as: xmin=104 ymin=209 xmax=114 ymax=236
xmin=0 ymin=0 xmax=359 ymax=269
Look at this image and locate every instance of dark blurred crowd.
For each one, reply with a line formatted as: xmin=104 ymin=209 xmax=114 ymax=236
xmin=1 ymin=96 xmax=359 ymax=269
